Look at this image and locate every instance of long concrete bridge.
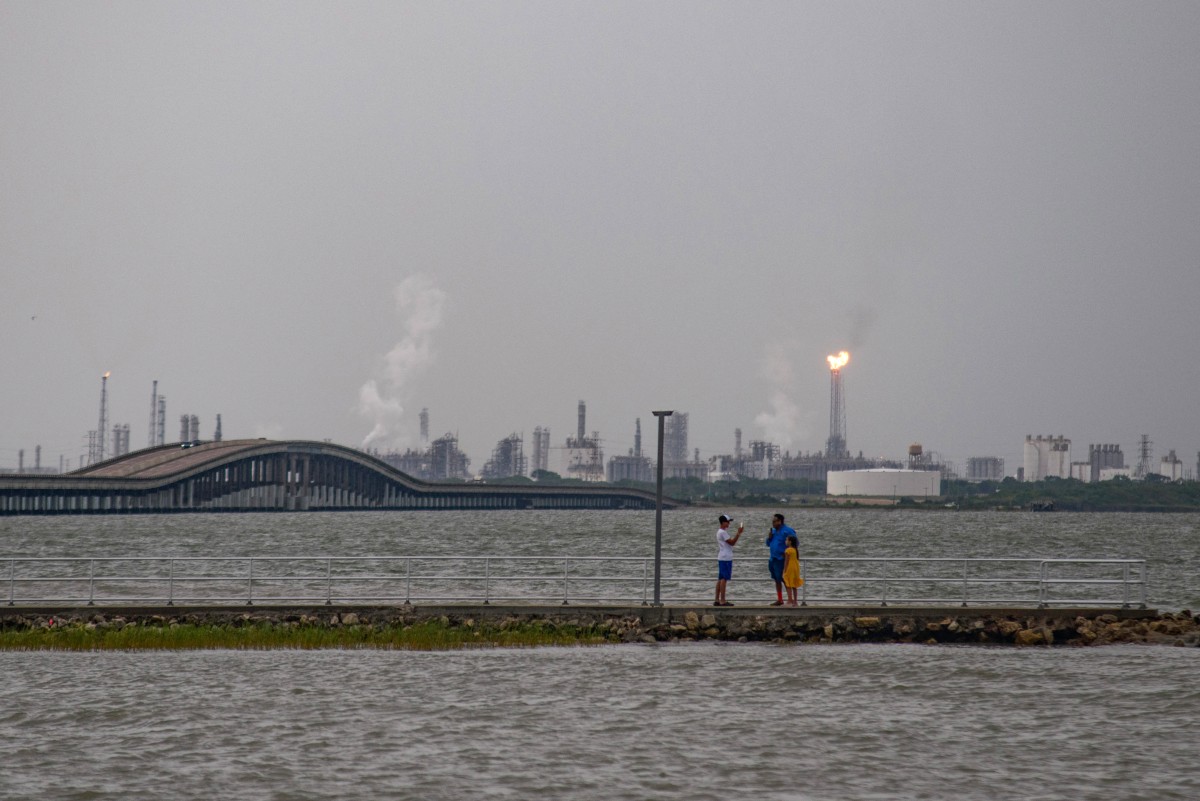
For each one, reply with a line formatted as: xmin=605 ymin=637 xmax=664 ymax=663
xmin=0 ymin=439 xmax=671 ymax=515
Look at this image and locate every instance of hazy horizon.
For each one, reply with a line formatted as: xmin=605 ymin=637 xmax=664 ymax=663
xmin=3 ymin=3 xmax=1197 ymax=476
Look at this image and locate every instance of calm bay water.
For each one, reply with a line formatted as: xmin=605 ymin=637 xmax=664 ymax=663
xmin=2 ymin=510 xmax=1198 ymax=800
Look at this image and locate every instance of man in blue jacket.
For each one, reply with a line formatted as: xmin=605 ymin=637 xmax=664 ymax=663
xmin=765 ymin=513 xmax=796 ymax=606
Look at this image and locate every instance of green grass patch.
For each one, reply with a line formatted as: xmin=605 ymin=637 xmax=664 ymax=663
xmin=0 ymin=620 xmax=616 ymax=652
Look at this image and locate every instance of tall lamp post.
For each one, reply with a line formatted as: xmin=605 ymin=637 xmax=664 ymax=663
xmin=652 ymin=410 xmax=673 ymax=606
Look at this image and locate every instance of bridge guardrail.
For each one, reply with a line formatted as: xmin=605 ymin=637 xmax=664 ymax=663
xmin=3 ymin=556 xmax=1148 ymax=609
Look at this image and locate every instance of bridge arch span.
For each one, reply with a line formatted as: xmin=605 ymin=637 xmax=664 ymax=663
xmin=0 ymin=440 xmax=670 ymax=515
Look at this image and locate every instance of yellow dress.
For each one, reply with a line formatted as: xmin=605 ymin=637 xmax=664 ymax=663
xmin=782 ymin=546 xmax=803 ymax=588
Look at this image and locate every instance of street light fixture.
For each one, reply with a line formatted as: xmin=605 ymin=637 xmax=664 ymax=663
xmin=652 ymin=410 xmax=673 ymax=606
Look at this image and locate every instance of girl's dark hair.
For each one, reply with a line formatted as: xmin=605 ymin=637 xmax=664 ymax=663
xmin=786 ymin=535 xmax=798 ymax=549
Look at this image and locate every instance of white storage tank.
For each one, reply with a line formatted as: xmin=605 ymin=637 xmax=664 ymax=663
xmin=827 ymin=468 xmax=941 ymax=498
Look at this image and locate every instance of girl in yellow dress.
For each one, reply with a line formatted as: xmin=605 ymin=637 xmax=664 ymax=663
xmin=782 ymin=534 xmax=803 ymax=607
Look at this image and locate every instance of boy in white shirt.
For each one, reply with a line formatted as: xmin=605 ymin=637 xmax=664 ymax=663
xmin=714 ymin=514 xmax=745 ymax=606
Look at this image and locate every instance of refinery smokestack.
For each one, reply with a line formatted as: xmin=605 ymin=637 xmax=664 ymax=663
xmin=148 ymin=380 xmax=158 ymax=448
xmin=577 ymin=400 xmax=586 ymax=443
xmin=825 ymin=352 xmax=849 ymax=459
xmin=420 ymin=407 xmax=429 ymax=443
xmin=97 ymin=372 xmax=110 ymax=463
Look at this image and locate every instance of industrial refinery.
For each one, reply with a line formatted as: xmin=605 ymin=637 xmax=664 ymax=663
xmin=2 ymin=355 xmax=1196 ymax=498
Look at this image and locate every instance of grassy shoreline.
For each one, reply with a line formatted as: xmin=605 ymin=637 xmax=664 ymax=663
xmin=0 ymin=620 xmax=613 ymax=652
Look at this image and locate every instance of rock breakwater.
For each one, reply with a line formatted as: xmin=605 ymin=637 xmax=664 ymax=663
xmin=1 ymin=605 xmax=1196 ymax=648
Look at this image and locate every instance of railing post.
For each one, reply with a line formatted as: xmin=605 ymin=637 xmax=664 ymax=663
xmin=562 ymin=558 xmax=569 ymax=605
xmin=880 ymin=560 xmax=888 ymax=607
xmin=404 ymin=558 xmax=411 ymax=604
xmin=961 ymin=560 xmax=969 ymax=607
xmin=641 ymin=560 xmax=649 ymax=606
xmin=1037 ymin=561 xmax=1047 ymax=608
xmin=168 ymin=559 xmax=175 ymax=606
xmin=1121 ymin=562 xmax=1130 ymax=609
xmin=8 ymin=559 xmax=14 ymax=606
xmin=800 ymin=560 xmax=807 ymax=606
xmin=483 ymin=558 xmax=491 ymax=605
xmin=88 ymin=559 xmax=95 ymax=606
xmin=246 ymin=558 xmax=254 ymax=606
xmin=325 ymin=558 xmax=332 ymax=606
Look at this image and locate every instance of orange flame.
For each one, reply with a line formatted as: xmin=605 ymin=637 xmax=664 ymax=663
xmin=826 ymin=351 xmax=849 ymax=371
xmin=103 ymin=371 xmax=111 ymax=379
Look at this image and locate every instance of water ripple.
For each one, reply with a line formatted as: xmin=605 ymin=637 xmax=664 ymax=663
xmin=13 ymin=644 xmax=1192 ymax=801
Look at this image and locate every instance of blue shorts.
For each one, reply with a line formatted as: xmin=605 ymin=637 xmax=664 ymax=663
xmin=769 ymin=557 xmax=785 ymax=583
xmin=717 ymin=560 xmax=733 ymax=581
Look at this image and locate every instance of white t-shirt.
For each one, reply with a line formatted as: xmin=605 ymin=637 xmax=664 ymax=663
xmin=717 ymin=527 xmax=734 ymax=561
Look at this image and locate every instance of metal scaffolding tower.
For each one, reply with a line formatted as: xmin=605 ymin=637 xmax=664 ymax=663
xmin=482 ymin=433 xmax=526 ymax=479
xmin=664 ymin=413 xmax=688 ymax=465
xmin=156 ymin=397 xmax=167 ymax=447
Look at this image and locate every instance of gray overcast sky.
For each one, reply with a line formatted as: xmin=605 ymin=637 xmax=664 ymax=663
xmin=2 ymin=2 xmax=1198 ymax=475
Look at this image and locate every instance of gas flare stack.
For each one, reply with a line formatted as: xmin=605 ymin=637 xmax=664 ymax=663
xmin=825 ymin=351 xmax=850 ymax=459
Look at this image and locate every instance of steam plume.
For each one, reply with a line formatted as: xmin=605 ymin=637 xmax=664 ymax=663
xmin=358 ymin=275 xmax=446 ymax=450
xmin=753 ymin=342 xmax=808 ymax=448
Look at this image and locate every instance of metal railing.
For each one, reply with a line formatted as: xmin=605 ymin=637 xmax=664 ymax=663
xmin=2 ymin=555 xmax=1148 ymax=608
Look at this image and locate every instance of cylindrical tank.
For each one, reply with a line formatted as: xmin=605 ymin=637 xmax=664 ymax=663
xmin=827 ymin=469 xmax=941 ymax=497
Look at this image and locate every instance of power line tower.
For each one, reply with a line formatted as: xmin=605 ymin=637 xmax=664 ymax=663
xmin=1134 ymin=434 xmax=1153 ymax=479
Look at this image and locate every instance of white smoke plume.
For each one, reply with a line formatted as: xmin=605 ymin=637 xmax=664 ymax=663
xmin=753 ymin=341 xmax=808 ymax=448
xmin=755 ymin=390 xmax=804 ymax=448
xmin=358 ymin=275 xmax=447 ymax=450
